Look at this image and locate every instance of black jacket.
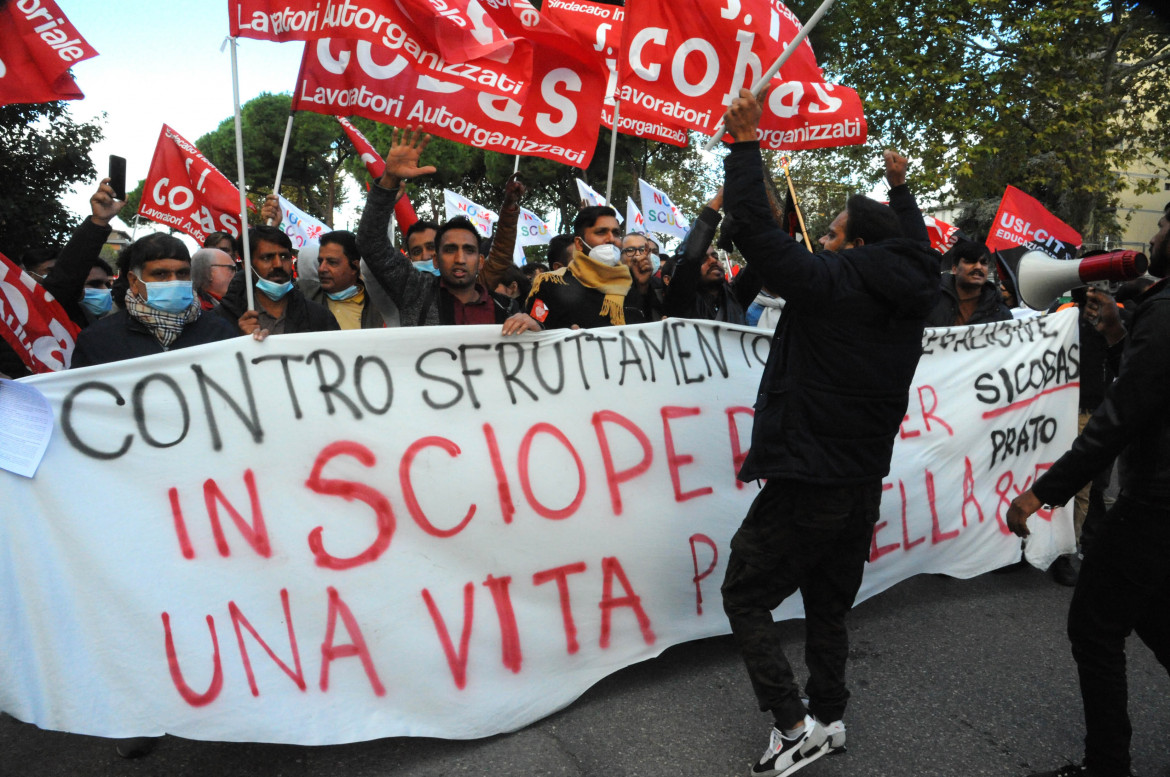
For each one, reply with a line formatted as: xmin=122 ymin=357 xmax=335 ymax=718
xmin=924 ymin=275 xmax=1012 ymax=327
xmin=215 ymin=271 xmax=339 ymax=334
xmin=526 ymin=253 xmax=647 ymax=329
xmin=71 ymin=309 xmax=238 ymax=368
xmin=1033 ymin=279 xmax=1170 ymax=508
xmin=663 ymin=206 xmax=760 ymax=324
xmin=724 ymin=141 xmax=940 ymax=484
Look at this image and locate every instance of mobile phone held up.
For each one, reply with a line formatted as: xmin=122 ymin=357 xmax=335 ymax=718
xmin=109 ymin=155 xmax=127 ymax=201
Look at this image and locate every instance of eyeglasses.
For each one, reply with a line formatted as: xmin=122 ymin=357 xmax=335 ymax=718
xmin=257 ymin=251 xmax=292 ymax=262
xmin=622 ymin=246 xmax=649 ymax=256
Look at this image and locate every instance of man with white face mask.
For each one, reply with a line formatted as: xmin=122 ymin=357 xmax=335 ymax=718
xmin=71 ymin=233 xmax=237 ymax=367
xmin=525 ymin=205 xmax=648 ymax=329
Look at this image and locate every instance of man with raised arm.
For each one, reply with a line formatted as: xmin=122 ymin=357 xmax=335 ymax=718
xmin=355 ymin=127 xmax=537 ymax=334
xmin=717 ymin=89 xmax=938 ymax=777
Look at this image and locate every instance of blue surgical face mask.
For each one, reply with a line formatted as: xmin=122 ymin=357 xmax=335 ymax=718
xmin=142 ymin=280 xmax=194 ymax=313
xmin=81 ymin=287 xmax=113 ymax=316
xmin=326 ymin=284 xmax=360 ymax=301
xmin=413 ymin=259 xmax=441 ymax=276
xmin=255 ymin=276 xmax=294 ymax=301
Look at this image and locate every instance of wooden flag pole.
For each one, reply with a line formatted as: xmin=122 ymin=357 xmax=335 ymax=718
xmin=702 ymin=0 xmax=837 ymax=152
xmin=269 ymin=111 xmax=295 ymax=225
xmin=229 ymin=37 xmax=256 ymax=312
xmin=780 ymin=157 xmax=813 ymax=251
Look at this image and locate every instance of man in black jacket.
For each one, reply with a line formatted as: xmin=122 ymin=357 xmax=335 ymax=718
xmin=1007 ymin=204 xmax=1170 ymax=777
xmin=72 ymin=233 xmax=237 ymax=367
xmin=924 ymin=239 xmax=1012 ymax=327
xmin=216 ymin=225 xmax=339 ymax=336
xmin=717 ymin=90 xmax=939 ymax=777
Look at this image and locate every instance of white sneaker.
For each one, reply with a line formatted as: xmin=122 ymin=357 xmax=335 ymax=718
xmin=818 ymin=719 xmax=846 ymax=754
xmin=750 ymin=715 xmax=829 ymax=777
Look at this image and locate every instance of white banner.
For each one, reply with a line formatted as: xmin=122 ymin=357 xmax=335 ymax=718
xmin=626 ymin=197 xmax=647 ymax=234
xmin=574 ymin=177 xmax=623 ymax=224
xmin=0 ymin=313 xmax=1079 ymax=744
xmin=443 ymin=189 xmax=498 ymax=239
xmin=277 ymin=195 xmax=329 ymax=250
xmin=638 ymin=179 xmax=689 ymax=239
xmin=514 ymin=207 xmax=556 ymax=265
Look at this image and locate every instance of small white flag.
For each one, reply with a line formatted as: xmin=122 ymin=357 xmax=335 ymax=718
xmin=626 ymin=197 xmax=646 ymax=234
xmin=574 ymin=178 xmax=623 ymax=224
xmin=513 ymin=207 xmax=556 ymax=265
xmin=278 ymin=195 xmax=329 ymax=249
xmin=443 ymin=189 xmax=498 ymax=238
xmin=638 ymin=179 xmax=689 ymax=239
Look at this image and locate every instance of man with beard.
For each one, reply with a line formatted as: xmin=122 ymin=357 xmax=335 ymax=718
xmin=1007 ymin=203 xmax=1170 ymax=777
xmin=216 ymin=225 xmax=339 ymax=336
xmin=924 ymin=239 xmax=1012 ymax=326
xmin=717 ymin=89 xmax=938 ymax=777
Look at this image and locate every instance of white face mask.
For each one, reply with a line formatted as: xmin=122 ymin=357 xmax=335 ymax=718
xmin=587 ymin=242 xmax=622 ymax=267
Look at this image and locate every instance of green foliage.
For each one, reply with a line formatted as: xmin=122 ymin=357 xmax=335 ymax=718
xmin=196 ymin=94 xmax=351 ymax=225
xmin=807 ymin=0 xmax=1170 ymax=239
xmin=0 ymin=102 xmax=103 ymax=259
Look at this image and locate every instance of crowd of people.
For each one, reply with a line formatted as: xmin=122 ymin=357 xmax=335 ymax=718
xmin=2 ymin=93 xmax=1168 ymax=777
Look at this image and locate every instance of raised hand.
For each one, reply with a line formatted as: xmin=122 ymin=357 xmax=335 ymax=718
xmin=883 ymin=150 xmax=908 ymax=188
xmin=90 ymin=178 xmax=125 ymax=227
xmin=380 ymin=126 xmax=437 ymax=191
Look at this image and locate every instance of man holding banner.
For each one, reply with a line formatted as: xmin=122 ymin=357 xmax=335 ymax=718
xmin=1008 ymin=205 xmax=1170 ymax=777
xmin=717 ymin=90 xmax=939 ymax=777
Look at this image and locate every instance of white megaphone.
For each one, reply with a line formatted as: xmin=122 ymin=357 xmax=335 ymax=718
xmin=1017 ymin=250 xmax=1148 ymax=310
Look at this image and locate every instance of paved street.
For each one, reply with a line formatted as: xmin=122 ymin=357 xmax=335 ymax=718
xmin=3 ymin=565 xmax=1168 ymax=777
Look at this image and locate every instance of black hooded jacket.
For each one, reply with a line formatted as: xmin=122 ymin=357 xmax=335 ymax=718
xmin=724 ymin=142 xmax=940 ymax=484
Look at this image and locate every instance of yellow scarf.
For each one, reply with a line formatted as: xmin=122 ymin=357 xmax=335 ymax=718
xmin=528 ymin=250 xmax=632 ymax=325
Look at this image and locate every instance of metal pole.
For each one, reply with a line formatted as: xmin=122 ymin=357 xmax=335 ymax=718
xmin=229 ymin=37 xmax=256 ymax=312
xmin=269 ymin=112 xmax=295 ymax=225
xmin=605 ymin=98 xmax=621 ymax=202
xmin=703 ymin=0 xmax=837 ymax=152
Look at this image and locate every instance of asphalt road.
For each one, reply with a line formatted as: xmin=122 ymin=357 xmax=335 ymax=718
xmin=3 ymin=565 xmax=1168 ymax=777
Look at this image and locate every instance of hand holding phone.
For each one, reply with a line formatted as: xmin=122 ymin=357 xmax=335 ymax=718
xmin=108 ymin=155 xmax=127 ymax=201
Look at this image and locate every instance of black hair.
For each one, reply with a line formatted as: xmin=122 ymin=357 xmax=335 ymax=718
xmin=547 ymin=234 xmax=574 ymax=267
xmin=203 ymin=231 xmax=238 ymax=254
xmin=247 ymin=224 xmax=292 ymax=257
xmin=522 ymin=261 xmax=549 ymax=278
xmin=844 ymin=196 xmax=902 ymax=246
xmin=405 ymin=220 xmax=439 ymax=243
xmin=434 ymin=216 xmax=482 ymax=253
xmin=19 ymin=247 xmax=58 ymax=270
xmin=573 ymin=205 xmax=618 ymax=238
xmin=942 ymin=239 xmax=989 ymax=268
xmin=496 ymin=264 xmax=532 ymax=301
xmin=93 ymin=257 xmax=114 ymax=276
xmin=319 ymin=230 xmax=361 ymax=270
xmin=125 ymin=232 xmax=191 ymax=275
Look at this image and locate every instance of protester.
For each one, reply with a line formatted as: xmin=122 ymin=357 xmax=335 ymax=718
xmin=663 ymin=188 xmax=760 ymax=323
xmin=717 ymin=89 xmax=938 ymax=777
xmin=355 ymin=127 xmax=536 ymax=333
xmin=216 ymin=225 xmax=339 ymax=336
xmin=18 ymin=247 xmax=56 ymax=283
xmin=190 ymin=248 xmax=235 ymax=311
xmin=526 ymin=205 xmax=650 ymax=329
xmin=521 ymin=261 xmax=549 ymax=281
xmin=405 ymin=220 xmax=438 ymax=273
xmin=1007 ymin=203 xmax=1170 ymax=777
xmin=620 ymin=231 xmax=665 ymax=320
xmin=924 ymin=239 xmax=1012 ymax=326
xmin=203 ymin=230 xmax=239 ymax=262
xmin=72 ymin=233 xmax=236 ymax=367
xmin=493 ymin=263 xmax=531 ymax=302
xmin=545 ymin=233 xmax=574 ymax=272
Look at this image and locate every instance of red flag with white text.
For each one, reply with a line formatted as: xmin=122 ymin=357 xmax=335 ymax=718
xmin=543 ymin=0 xmax=689 ymax=146
xmin=137 ymin=125 xmax=251 ymax=244
xmin=229 ymin=0 xmax=533 ymax=101
xmin=0 ymin=0 xmax=98 ymax=106
xmin=0 ymin=251 xmax=80 ymax=373
xmin=923 ymin=213 xmax=960 ymax=256
xmin=294 ymin=38 xmax=604 ymax=168
xmin=336 ymin=117 xmax=419 ymax=231
xmin=986 ymin=185 xmax=1082 ymax=302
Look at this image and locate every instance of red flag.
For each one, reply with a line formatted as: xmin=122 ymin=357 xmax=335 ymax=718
xmin=229 ymin=0 xmax=533 ymax=101
xmin=294 ymin=38 xmax=604 ymax=168
xmin=0 ymin=251 xmax=80 ymax=373
xmin=986 ymin=186 xmax=1082 ymax=260
xmin=336 ymin=117 xmax=419 ymax=231
xmin=614 ymin=0 xmax=866 ymax=150
xmin=0 ymin=0 xmax=98 ymax=106
xmin=137 ymin=125 xmax=251 ymax=244
xmin=923 ymin=214 xmax=960 ymax=255
xmin=543 ymin=0 xmax=689 ymax=146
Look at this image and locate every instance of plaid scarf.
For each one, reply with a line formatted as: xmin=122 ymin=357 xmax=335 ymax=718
xmin=124 ymin=290 xmax=201 ymax=349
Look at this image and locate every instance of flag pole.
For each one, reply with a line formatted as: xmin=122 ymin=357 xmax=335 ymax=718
xmin=780 ymin=157 xmax=813 ymax=251
xmin=702 ymin=0 xmax=837 ymax=152
xmin=604 ymin=98 xmax=621 ymax=202
xmin=229 ymin=37 xmax=256 ymax=312
xmin=269 ymin=111 xmax=295 ymax=225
